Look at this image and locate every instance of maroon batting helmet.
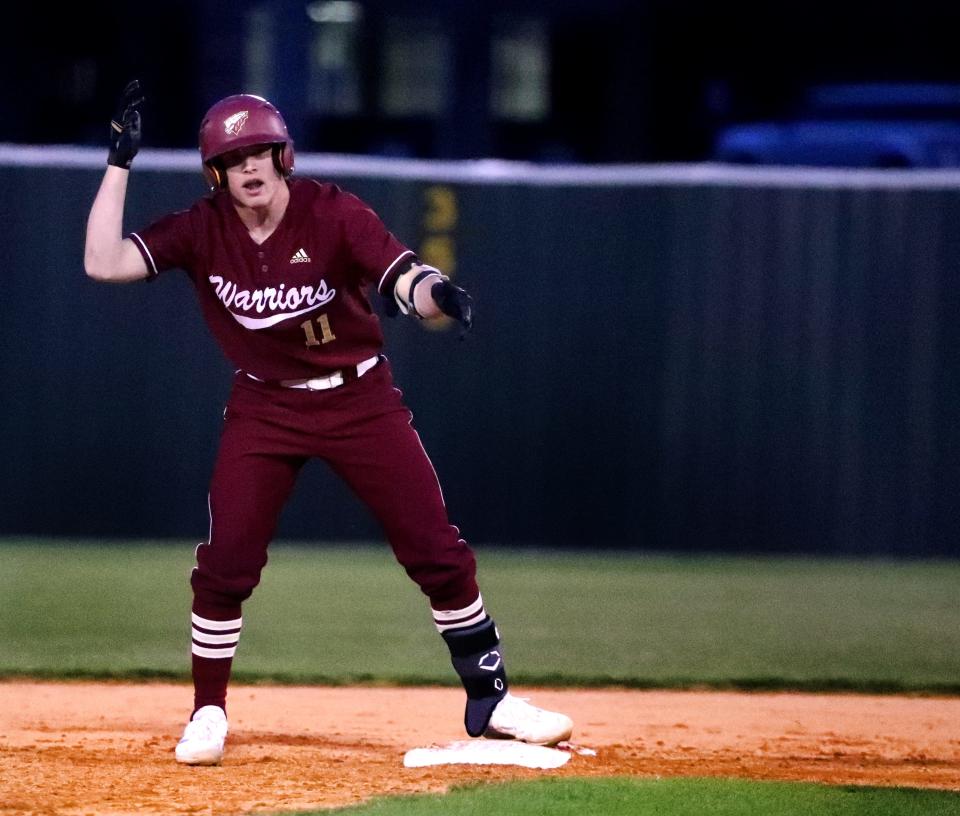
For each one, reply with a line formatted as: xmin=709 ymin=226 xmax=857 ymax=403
xmin=198 ymin=94 xmax=295 ymax=188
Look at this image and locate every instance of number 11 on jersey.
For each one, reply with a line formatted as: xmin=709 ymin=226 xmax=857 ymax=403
xmin=300 ymin=313 xmax=336 ymax=346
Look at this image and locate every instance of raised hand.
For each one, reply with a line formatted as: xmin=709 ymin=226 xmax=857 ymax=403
xmin=108 ymin=80 xmax=145 ymax=169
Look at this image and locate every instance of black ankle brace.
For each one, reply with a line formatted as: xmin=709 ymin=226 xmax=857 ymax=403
xmin=441 ymin=617 xmax=509 ymax=737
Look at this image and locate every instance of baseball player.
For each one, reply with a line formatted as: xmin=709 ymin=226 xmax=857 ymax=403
xmin=83 ymin=80 xmax=573 ymax=765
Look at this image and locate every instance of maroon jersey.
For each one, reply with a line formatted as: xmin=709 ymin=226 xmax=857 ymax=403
xmin=130 ymin=179 xmax=414 ymax=379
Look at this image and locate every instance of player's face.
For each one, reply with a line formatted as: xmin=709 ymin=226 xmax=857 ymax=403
xmin=222 ymin=144 xmax=284 ymax=208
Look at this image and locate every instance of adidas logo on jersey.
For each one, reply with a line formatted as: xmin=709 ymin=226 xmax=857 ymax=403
xmin=289 ymin=248 xmax=311 ymax=264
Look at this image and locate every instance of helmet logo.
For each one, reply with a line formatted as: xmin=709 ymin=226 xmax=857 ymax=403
xmin=223 ymin=111 xmax=249 ymax=136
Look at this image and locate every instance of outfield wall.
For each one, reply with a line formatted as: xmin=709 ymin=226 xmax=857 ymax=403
xmin=1 ymin=147 xmax=957 ymax=555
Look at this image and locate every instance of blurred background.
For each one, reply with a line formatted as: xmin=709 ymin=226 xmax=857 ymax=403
xmin=1 ymin=1 xmax=958 ymax=558
xmin=4 ymin=0 xmax=960 ymax=166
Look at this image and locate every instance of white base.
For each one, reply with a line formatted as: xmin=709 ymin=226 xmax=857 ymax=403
xmin=403 ymin=739 xmax=570 ymax=769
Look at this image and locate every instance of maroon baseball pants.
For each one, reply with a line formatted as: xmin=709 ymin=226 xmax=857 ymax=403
xmin=190 ymin=357 xmax=480 ymax=620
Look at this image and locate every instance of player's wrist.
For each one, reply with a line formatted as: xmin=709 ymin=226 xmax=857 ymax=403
xmin=411 ymin=270 xmax=445 ymax=319
xmin=106 ymin=153 xmax=134 ymax=169
xmin=394 ymin=265 xmax=443 ymax=319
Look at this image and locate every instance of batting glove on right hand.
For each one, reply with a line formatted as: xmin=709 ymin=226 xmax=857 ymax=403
xmin=107 ymin=79 xmax=144 ymax=169
xmin=431 ymin=278 xmax=474 ymax=334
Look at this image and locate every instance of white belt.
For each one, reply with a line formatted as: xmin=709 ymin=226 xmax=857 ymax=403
xmin=245 ymin=355 xmax=380 ymax=391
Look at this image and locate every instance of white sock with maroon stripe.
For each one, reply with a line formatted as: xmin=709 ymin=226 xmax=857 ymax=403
xmin=432 ymin=595 xmax=487 ymax=633
xmin=190 ymin=613 xmax=242 ymax=714
xmin=191 ymin=613 xmax=242 ymax=658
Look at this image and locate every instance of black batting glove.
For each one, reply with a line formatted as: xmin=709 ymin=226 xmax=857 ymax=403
xmin=431 ymin=279 xmax=474 ymax=334
xmin=108 ymin=80 xmax=144 ymax=169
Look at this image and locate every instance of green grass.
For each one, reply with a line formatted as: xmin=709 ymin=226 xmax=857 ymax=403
xmin=278 ymin=778 xmax=960 ymax=816
xmin=2 ymin=539 xmax=960 ymax=691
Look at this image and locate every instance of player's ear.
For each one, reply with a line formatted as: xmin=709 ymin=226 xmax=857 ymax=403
xmin=272 ymin=144 xmax=293 ymax=177
xmin=203 ymin=161 xmax=226 ymax=190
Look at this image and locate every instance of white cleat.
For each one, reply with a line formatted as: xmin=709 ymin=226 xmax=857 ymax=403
xmin=175 ymin=705 xmax=228 ymax=765
xmin=484 ymin=693 xmax=574 ymax=746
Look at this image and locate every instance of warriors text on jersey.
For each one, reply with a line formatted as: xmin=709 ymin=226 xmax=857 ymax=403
xmin=130 ymin=178 xmax=414 ymax=380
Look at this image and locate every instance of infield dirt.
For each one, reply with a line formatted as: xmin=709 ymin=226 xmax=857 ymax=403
xmin=1 ymin=682 xmax=958 ymax=815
